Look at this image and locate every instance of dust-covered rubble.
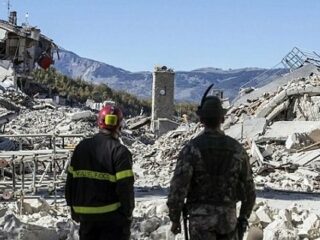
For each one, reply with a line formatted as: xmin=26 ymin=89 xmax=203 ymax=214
xmin=0 ymin=199 xmax=78 ymax=240
xmin=249 ymin=201 xmax=320 ymax=240
xmin=1 ymin=68 xmax=320 ymax=239
xmin=2 ymin=198 xmax=320 ymax=240
xmin=131 ymin=123 xmax=202 ymax=188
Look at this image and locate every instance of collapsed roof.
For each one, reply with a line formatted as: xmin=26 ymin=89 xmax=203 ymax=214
xmin=0 ymin=11 xmax=57 ymax=90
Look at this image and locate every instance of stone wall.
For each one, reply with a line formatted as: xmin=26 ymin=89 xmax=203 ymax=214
xmin=151 ymin=66 xmax=175 ymax=125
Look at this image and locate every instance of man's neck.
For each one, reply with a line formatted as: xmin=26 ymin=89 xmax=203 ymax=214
xmin=99 ymin=129 xmax=120 ymax=139
xmin=204 ymin=126 xmax=224 ymax=135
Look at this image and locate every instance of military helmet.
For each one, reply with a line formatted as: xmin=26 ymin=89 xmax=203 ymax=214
xmin=196 ymin=84 xmax=226 ymax=118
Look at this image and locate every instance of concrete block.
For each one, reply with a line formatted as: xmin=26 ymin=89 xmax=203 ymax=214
xmin=140 ymin=216 xmax=162 ymax=233
xmin=19 ymin=198 xmax=50 ymax=215
xmin=67 ymin=110 xmax=94 ymax=121
xmin=150 ymin=225 xmax=169 ymax=240
xmin=255 ymin=206 xmax=273 ymax=227
xmin=156 ymin=203 xmax=169 ymax=216
xmin=298 ymin=213 xmax=320 ymax=238
xmin=248 ymin=211 xmax=260 ymax=225
xmin=263 ymin=219 xmax=297 ymax=240
xmin=286 ymin=134 xmax=299 ymax=150
xmin=262 ymin=145 xmax=274 ymax=157
xmin=277 ymin=209 xmax=293 ymax=224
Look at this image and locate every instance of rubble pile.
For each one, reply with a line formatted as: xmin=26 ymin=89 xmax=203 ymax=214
xmin=1 ymin=66 xmax=320 ymax=239
xmin=3 ymin=108 xmax=97 ymax=149
xmin=132 ymin=200 xmax=320 ymax=240
xmin=0 ymin=90 xmax=34 ymax=110
xmin=249 ymin=201 xmax=320 ymax=240
xmin=131 ymin=123 xmax=203 ymax=188
xmin=227 ymin=72 xmax=320 ymax=122
xmin=0 ymin=198 xmax=183 ymax=240
xmin=6 ymin=107 xmax=96 ymax=134
xmin=0 ymin=199 xmax=78 ymax=240
xmin=2 ymin=197 xmax=320 ymax=240
xmin=131 ymin=199 xmax=181 ymax=240
xmin=220 ymin=71 xmax=320 ymax=194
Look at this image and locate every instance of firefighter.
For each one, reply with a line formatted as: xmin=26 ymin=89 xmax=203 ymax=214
xmin=167 ymin=85 xmax=256 ymax=240
xmin=65 ymin=104 xmax=134 ymax=240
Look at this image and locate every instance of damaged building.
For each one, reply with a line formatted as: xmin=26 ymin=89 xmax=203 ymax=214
xmin=0 ymin=11 xmax=57 ymax=92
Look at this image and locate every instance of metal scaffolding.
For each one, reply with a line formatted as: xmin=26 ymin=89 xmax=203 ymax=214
xmin=0 ymin=133 xmax=88 ymax=205
xmin=282 ymin=47 xmax=320 ymax=71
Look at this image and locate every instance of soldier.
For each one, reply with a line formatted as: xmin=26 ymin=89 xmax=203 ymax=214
xmin=65 ymin=104 xmax=134 ymax=240
xmin=167 ymin=85 xmax=256 ymax=240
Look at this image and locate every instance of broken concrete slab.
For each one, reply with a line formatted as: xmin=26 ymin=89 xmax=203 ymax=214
xmin=289 ymin=149 xmax=320 ymax=166
xmin=265 ymin=100 xmax=290 ymax=121
xmin=255 ymin=90 xmax=287 ymax=118
xmin=255 ymin=205 xmax=273 ymax=227
xmin=128 ymin=117 xmax=151 ymax=130
xmin=225 ymin=118 xmax=267 ymax=140
xmin=261 ymin=121 xmax=320 ymax=142
xmin=67 ymin=110 xmax=95 ymax=121
xmin=18 ymin=198 xmax=51 ymax=215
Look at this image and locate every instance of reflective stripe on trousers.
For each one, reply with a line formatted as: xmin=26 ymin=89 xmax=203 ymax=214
xmin=73 ymin=202 xmax=121 ymax=214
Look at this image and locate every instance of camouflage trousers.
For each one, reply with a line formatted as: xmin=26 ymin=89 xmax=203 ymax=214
xmin=188 ymin=216 xmax=238 ymax=240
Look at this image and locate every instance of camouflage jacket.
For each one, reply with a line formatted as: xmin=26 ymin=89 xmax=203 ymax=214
xmin=167 ymin=128 xmax=256 ymax=231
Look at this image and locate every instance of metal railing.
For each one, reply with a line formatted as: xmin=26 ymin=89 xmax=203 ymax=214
xmin=0 ymin=133 xmax=90 ymax=207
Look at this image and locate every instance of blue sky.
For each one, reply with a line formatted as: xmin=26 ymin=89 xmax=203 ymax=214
xmin=1 ymin=0 xmax=319 ymax=71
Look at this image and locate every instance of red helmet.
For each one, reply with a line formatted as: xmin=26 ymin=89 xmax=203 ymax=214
xmin=98 ymin=104 xmax=123 ymax=130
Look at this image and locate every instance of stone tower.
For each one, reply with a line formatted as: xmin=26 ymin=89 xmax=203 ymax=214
xmin=151 ymin=66 xmax=175 ymax=124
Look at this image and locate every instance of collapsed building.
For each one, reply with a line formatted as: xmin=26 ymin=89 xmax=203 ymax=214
xmin=0 ymin=11 xmax=57 ymax=92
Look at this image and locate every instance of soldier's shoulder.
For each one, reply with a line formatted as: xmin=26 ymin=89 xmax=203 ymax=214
xmin=223 ymin=134 xmax=244 ymax=150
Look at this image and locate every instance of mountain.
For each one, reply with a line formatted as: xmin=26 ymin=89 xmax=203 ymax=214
xmin=54 ymin=50 xmax=288 ymax=102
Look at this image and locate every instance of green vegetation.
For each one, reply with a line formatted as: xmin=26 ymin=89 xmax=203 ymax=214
xmin=32 ymin=68 xmax=151 ymax=116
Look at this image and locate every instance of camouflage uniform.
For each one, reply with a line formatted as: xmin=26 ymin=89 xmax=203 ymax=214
xmin=167 ymin=129 xmax=256 ymax=240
